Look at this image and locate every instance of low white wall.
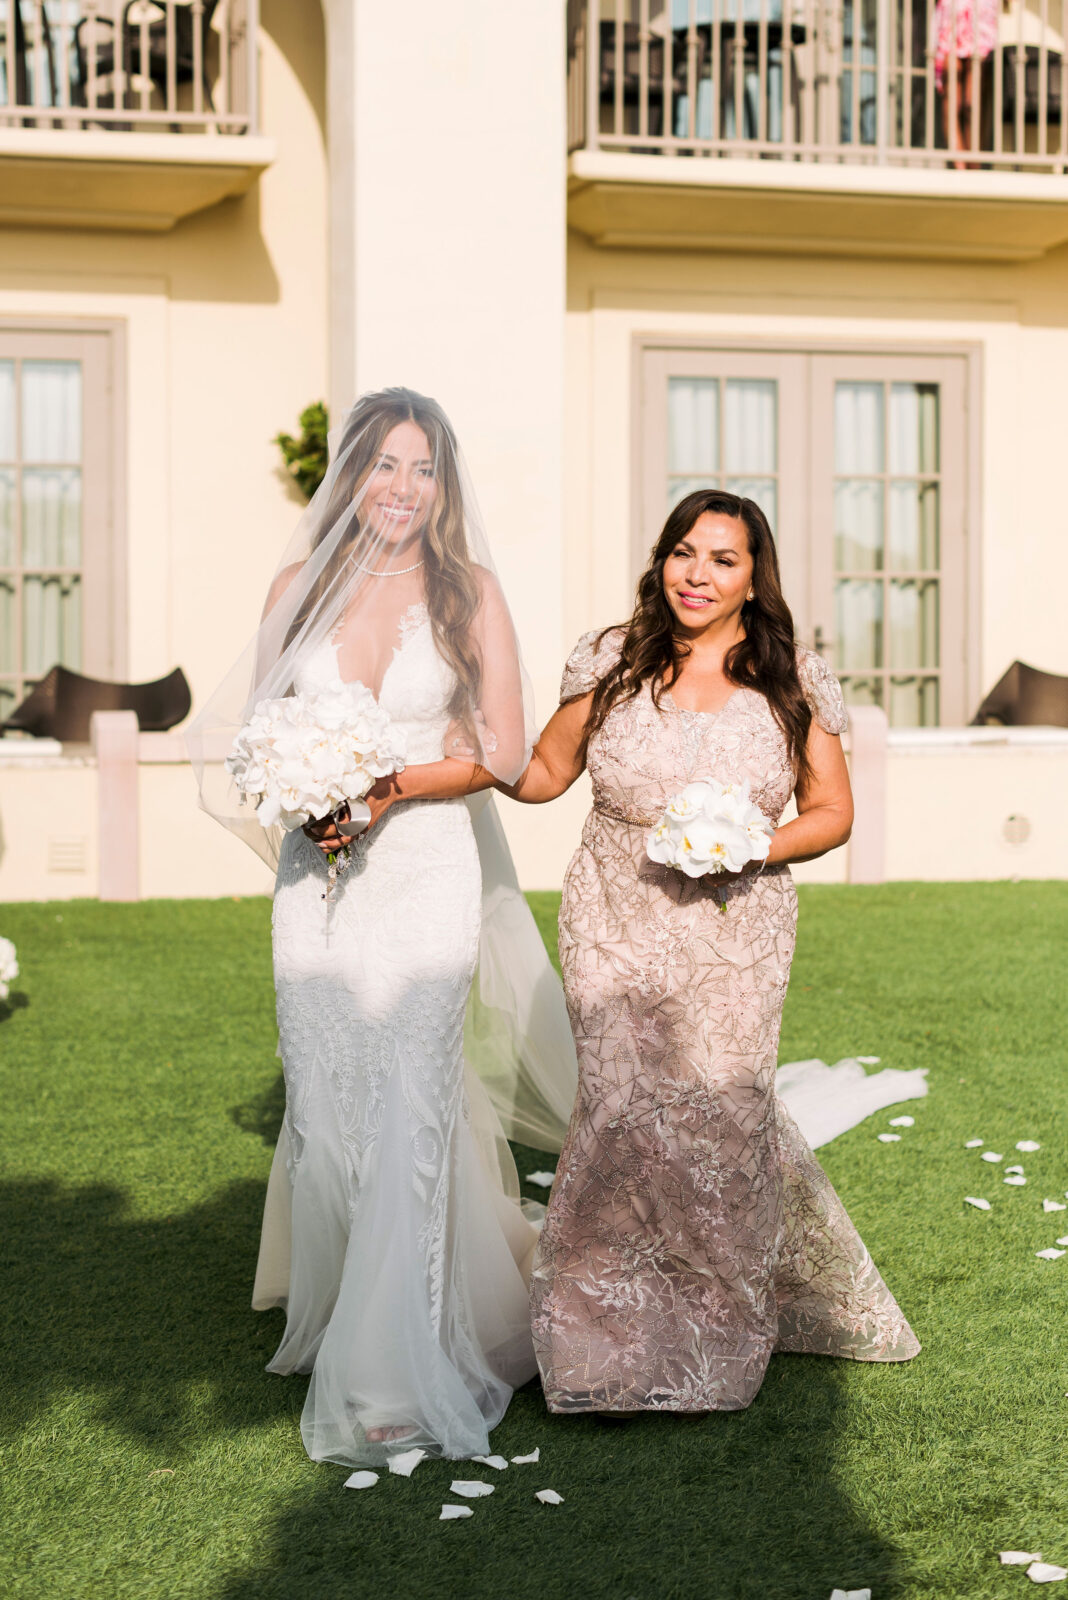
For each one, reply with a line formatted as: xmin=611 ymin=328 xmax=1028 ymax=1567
xmin=0 ymin=726 xmax=1064 ymax=902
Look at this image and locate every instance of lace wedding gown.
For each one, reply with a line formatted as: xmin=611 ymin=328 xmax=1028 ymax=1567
xmin=252 ymin=602 xmax=540 ymax=1465
xmin=530 ymin=630 xmax=920 ymax=1413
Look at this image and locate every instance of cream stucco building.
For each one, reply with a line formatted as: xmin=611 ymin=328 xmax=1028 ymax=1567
xmin=0 ymin=0 xmax=1065 ymax=901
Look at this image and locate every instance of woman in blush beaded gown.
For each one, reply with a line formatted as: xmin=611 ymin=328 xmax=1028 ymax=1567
xmin=507 ymin=488 xmax=920 ymax=1413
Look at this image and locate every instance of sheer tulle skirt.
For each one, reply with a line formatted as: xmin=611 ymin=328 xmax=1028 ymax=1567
xmin=256 ymin=803 xmax=539 ymax=1466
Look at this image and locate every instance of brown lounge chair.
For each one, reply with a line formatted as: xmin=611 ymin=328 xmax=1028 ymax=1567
xmin=971 ymin=660 xmax=1068 ymax=728
xmin=1 ymin=665 xmax=191 ymax=743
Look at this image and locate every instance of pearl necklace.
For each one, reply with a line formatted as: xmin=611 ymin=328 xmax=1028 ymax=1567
xmin=353 ymin=557 xmax=425 ymax=577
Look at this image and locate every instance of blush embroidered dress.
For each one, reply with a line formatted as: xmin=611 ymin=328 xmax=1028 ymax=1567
xmin=530 ymin=629 xmax=920 ymax=1413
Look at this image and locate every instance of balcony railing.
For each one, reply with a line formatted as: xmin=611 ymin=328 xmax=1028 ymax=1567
xmin=0 ymin=0 xmax=258 ymax=135
xmin=568 ymin=0 xmax=1067 ymax=173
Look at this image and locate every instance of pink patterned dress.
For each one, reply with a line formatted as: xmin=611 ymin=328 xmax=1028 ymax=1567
xmin=932 ymin=0 xmax=999 ymax=85
xmin=530 ymin=629 xmax=920 ymax=1413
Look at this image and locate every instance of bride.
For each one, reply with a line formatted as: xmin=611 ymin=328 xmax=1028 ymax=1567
xmin=189 ymin=388 xmax=576 ymax=1466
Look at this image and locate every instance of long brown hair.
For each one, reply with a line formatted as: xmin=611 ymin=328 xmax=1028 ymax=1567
xmin=285 ymin=388 xmax=481 ymax=724
xmin=586 ymin=489 xmax=813 ymax=786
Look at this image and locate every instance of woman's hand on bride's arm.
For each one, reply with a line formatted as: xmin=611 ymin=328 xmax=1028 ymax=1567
xmin=765 ymin=722 xmax=853 ymax=867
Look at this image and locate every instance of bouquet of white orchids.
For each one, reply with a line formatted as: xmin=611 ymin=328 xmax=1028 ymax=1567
xmin=225 ymin=682 xmax=407 ymax=878
xmin=646 ymin=780 xmax=774 ymax=879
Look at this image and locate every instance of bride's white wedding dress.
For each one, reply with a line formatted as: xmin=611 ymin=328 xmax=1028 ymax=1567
xmin=252 ymin=601 xmax=540 ymax=1466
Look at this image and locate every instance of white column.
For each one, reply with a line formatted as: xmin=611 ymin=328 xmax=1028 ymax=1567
xmin=92 ymin=709 xmax=140 ymax=903
xmin=321 ymin=0 xmax=568 ymax=884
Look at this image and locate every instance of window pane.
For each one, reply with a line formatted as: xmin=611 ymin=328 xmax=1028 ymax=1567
xmin=889 ymin=675 xmax=939 ymax=727
xmin=21 ymin=361 xmax=81 ymax=464
xmin=724 ymin=380 xmax=777 ymax=474
xmin=835 ymin=382 xmax=884 ymax=473
xmin=668 ymin=378 xmax=719 ymax=474
xmin=668 ymin=475 xmax=718 ymax=512
xmin=841 ymin=676 xmax=883 ymax=709
xmin=890 ymin=578 xmax=938 ymax=669
xmin=0 ymin=362 xmax=14 ymax=461
xmin=835 ymin=479 xmax=883 ymax=571
xmin=836 ymin=578 xmax=883 ymax=670
xmin=22 ymin=573 xmax=81 ymax=677
xmin=888 ymin=480 xmax=939 ymax=570
xmin=889 ymin=383 xmax=939 ymax=475
xmin=0 ymin=680 xmax=16 ymax=723
xmin=0 ymin=578 xmax=14 ymax=673
xmin=22 ymin=469 xmax=82 ymax=567
xmin=725 ymin=477 xmax=777 ymax=529
xmin=0 ymin=468 xmax=14 ymax=567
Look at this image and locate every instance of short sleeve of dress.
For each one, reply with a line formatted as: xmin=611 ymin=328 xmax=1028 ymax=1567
xmin=796 ymin=645 xmax=848 ymax=735
xmin=560 ymin=627 xmax=626 ymax=702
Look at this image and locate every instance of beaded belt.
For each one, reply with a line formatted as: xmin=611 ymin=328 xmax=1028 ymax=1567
xmin=592 ymin=800 xmax=657 ymax=829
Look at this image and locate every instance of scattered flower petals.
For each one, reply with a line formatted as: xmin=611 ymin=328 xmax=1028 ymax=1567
xmin=148 ymin=1469 xmax=174 ymax=1478
xmin=471 ymin=1454 xmax=509 ymax=1471
xmin=1057 ymin=1236 xmax=1068 ymax=1246
xmin=1016 ymin=1141 xmax=1042 ymax=1153
xmin=344 ymin=1471 xmax=378 ymax=1490
xmin=857 ymin=1056 xmax=881 ymax=1065
xmin=450 ymin=1481 xmax=494 ymax=1498
xmin=889 ymin=1115 xmax=915 ymax=1127
xmin=535 ymin=1489 xmax=564 ymax=1505
xmin=965 ymin=1139 xmax=985 ymax=1148
xmin=1002 ymin=1553 xmax=1044 ymax=1565
xmin=387 ymin=1448 xmax=427 ymax=1477
xmin=525 ymin=1171 xmax=555 ymax=1188
xmin=877 ymin=1133 xmax=902 ymax=1143
xmin=964 ymin=1197 xmax=991 ymax=1210
xmin=982 ymin=1152 xmax=1004 ymax=1163
xmin=439 ymin=1505 xmax=473 ymax=1520
xmin=829 ymin=1590 xmax=872 ymax=1600
xmin=511 ymin=1449 xmax=540 ymax=1464
xmin=1027 ymin=1563 xmax=1068 ymax=1583
xmin=1006 ymin=1165 xmax=1025 ymax=1175
xmin=1036 ymin=1248 xmax=1066 ymax=1260
xmin=1043 ymin=1200 xmax=1067 ymax=1213
xmin=1004 ymin=1175 xmax=1027 ymax=1187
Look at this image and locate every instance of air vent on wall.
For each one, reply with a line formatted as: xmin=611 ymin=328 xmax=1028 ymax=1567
xmin=47 ymin=837 xmax=89 ymax=874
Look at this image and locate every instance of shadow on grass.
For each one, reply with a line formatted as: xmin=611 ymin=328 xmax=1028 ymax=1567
xmin=0 ymin=1176 xmax=296 ymax=1450
xmin=214 ymin=1356 xmax=897 ymax=1600
xmin=231 ymin=1069 xmax=286 ymax=1148
xmin=0 ymin=991 xmax=29 ymax=1022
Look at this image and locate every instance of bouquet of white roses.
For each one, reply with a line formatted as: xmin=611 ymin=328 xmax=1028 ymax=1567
xmin=646 ymin=780 xmax=774 ymax=879
xmin=225 ymin=681 xmax=407 ymax=850
xmin=0 ymin=935 xmax=18 ymax=1001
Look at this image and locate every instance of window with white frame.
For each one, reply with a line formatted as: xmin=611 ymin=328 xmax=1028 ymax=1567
xmin=0 ymin=325 xmax=123 ymax=725
xmin=639 ymin=343 xmax=973 ymax=726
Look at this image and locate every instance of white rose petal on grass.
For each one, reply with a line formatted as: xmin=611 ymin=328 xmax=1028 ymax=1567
xmin=343 ymin=1471 xmax=379 ymax=1490
xmin=511 ymin=1449 xmax=540 ymax=1464
xmin=830 ymin=1589 xmax=872 ymax=1599
xmin=535 ymin=1490 xmax=564 ymax=1505
xmin=857 ymin=1056 xmax=881 ymax=1065
xmin=889 ymin=1115 xmax=915 ymax=1127
xmin=1027 ymin=1563 xmax=1068 ymax=1583
xmin=964 ymin=1197 xmax=992 ymax=1211
xmin=965 ymin=1139 xmax=985 ymax=1148
xmin=1006 ymin=1165 xmax=1025 ymax=1175
xmin=1002 ymin=1554 xmax=1044 ymax=1566
xmin=877 ymin=1133 xmax=902 ymax=1143
xmin=1004 ymin=1175 xmax=1028 ymax=1187
xmin=1043 ymin=1200 xmax=1067 ymax=1213
xmin=981 ymin=1152 xmax=1004 ymax=1164
xmin=471 ymin=1455 xmax=509 ymax=1471
xmin=1057 ymin=1236 xmax=1068 ymax=1247
xmin=1036 ymin=1248 xmax=1066 ymax=1260
xmin=525 ymin=1171 xmax=555 ymax=1188
xmin=450 ymin=1481 xmax=494 ymax=1499
xmin=387 ymin=1448 xmax=427 ymax=1477
xmin=1017 ymin=1141 xmax=1042 ymax=1153
xmin=439 ymin=1505 xmax=473 ymax=1521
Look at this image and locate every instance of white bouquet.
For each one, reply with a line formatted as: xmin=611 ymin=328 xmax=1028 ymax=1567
xmin=225 ymin=681 xmax=407 ymax=844
xmin=0 ymin=935 xmax=19 ymax=1001
xmin=647 ymin=780 xmax=774 ymax=879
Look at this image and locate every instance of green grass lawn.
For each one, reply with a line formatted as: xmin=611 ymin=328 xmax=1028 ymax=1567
xmin=0 ymin=884 xmax=1066 ymax=1600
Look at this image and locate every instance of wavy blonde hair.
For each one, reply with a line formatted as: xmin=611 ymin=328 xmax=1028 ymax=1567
xmin=286 ymin=388 xmax=481 ymax=726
